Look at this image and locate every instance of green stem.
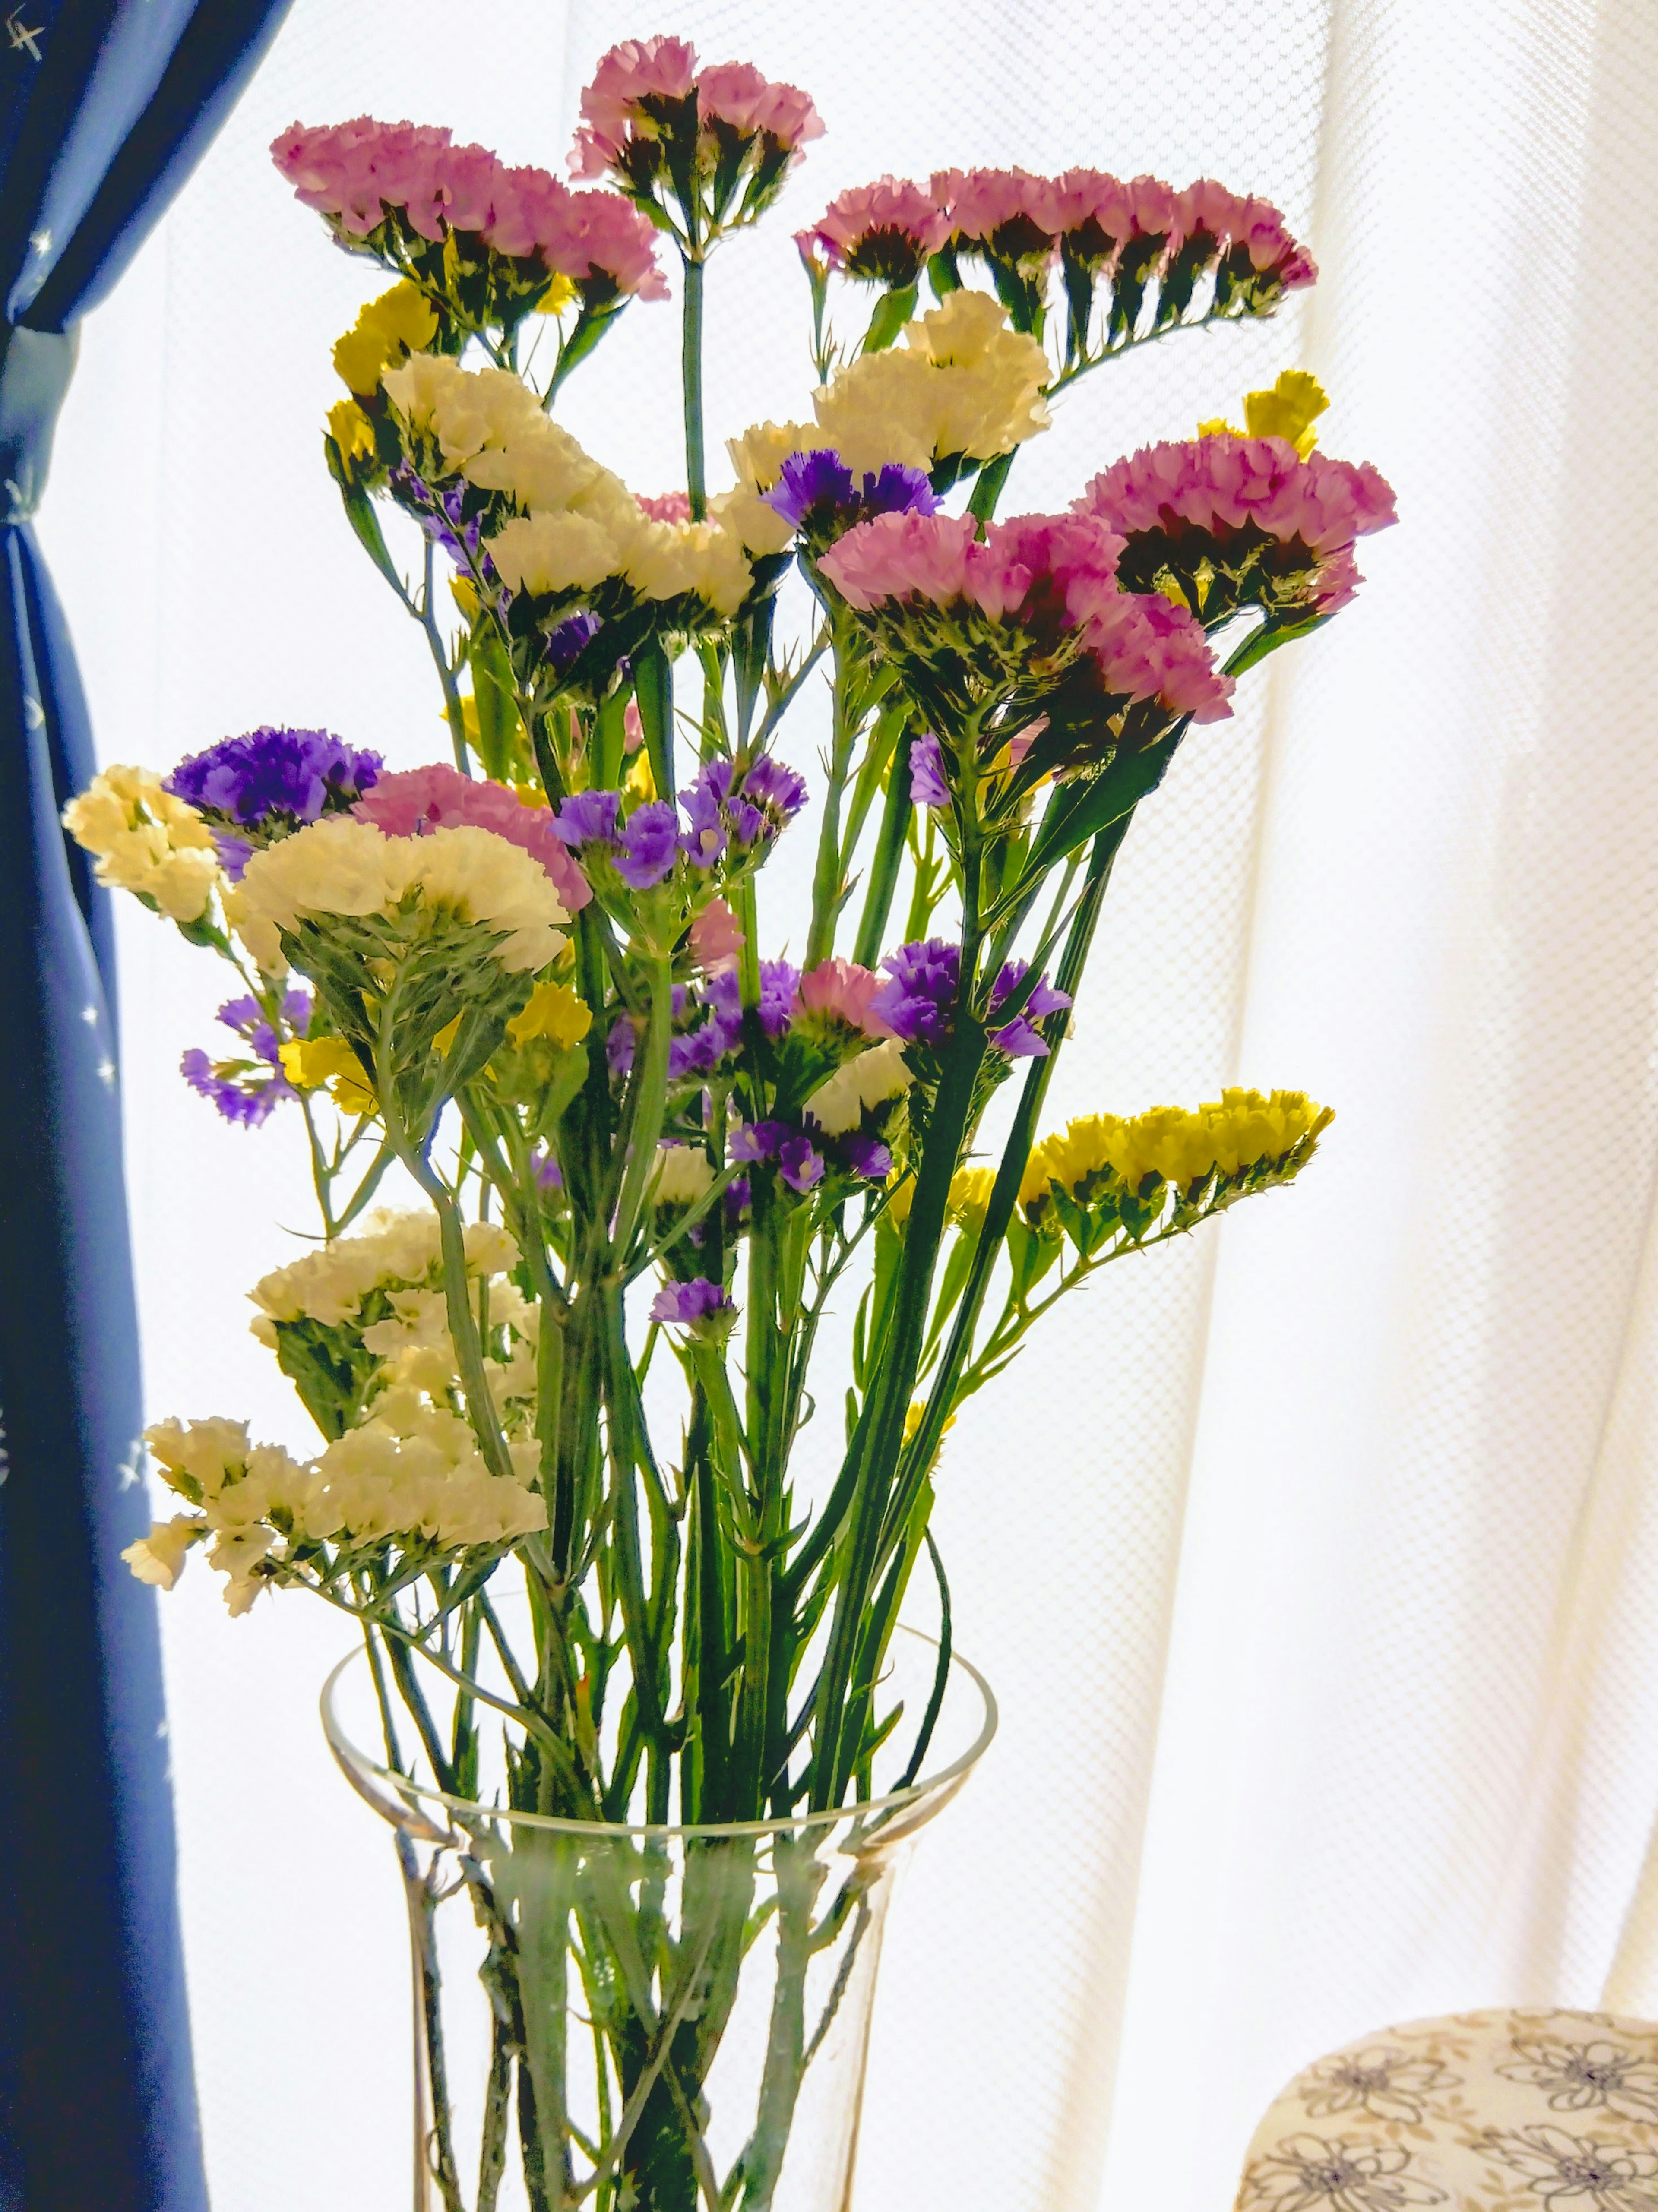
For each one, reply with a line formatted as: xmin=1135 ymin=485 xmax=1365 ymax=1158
xmin=419 ymin=536 xmax=472 ymax=775
xmin=682 ymin=253 xmax=706 ymax=520
xmin=804 ymin=613 xmax=859 ymax=967
xmin=852 ymin=726 xmax=914 ymax=968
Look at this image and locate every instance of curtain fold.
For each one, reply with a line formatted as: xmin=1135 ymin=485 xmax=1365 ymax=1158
xmin=0 ymin=5 xmax=291 ymax=2206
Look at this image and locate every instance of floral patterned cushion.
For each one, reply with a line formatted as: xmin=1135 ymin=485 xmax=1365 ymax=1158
xmin=1234 ymin=2009 xmax=1658 ymax=2210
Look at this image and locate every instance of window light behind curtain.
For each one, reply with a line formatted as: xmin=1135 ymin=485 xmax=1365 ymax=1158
xmin=35 ymin=3 xmax=1658 ymax=2209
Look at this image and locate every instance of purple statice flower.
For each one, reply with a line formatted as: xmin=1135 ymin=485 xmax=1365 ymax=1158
xmin=988 ymin=960 xmax=1073 ymax=1058
xmin=728 ymin=1120 xmax=825 ymax=1195
xmin=704 ymin=960 xmax=800 ymax=1050
xmin=729 ymin=1119 xmax=789 ymax=1163
xmin=679 ymin=753 xmax=808 ymax=866
xmin=841 ymin=1134 xmax=892 ymax=1180
xmin=555 ymin=790 xmax=679 ymax=891
xmin=180 ymin=990 xmax=311 ymax=1128
xmin=529 ymin=1144 xmax=564 ymax=1191
xmin=388 ymin=463 xmax=498 ymax=584
xmin=870 ymin=942 xmax=1070 ymax=1056
xmin=764 ymin=447 xmax=938 ymax=540
xmin=547 ymin=610 xmax=602 ymax=676
xmin=870 ymin=939 xmax=960 ymax=1049
xmin=649 ymin=1277 xmax=737 ymax=1337
xmin=778 ymin=1132 xmax=825 ymax=1192
xmin=213 ymin=832 xmax=256 ymax=882
xmin=168 ymin=728 xmax=383 ymax=841
xmin=724 ymin=1174 xmax=751 ymax=1224
xmin=909 ymin=733 xmax=951 ymax=811
xmin=616 ymin=801 xmax=679 ymax=890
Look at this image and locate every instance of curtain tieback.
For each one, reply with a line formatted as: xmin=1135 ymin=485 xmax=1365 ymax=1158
xmin=0 ymin=324 xmax=79 ymax=525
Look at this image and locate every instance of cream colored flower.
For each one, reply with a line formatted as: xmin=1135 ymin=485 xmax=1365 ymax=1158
xmin=145 ymin=1415 xmax=250 ymax=1498
xmin=726 ymin=418 xmax=815 ymax=492
xmin=378 ymin=352 xmax=473 ymax=443
xmin=709 ymin=483 xmax=795 ymax=558
xmin=121 ymin=1515 xmax=205 ymax=1590
xmin=903 ymin=289 xmax=1050 ymax=459
xmin=812 ymin=348 xmax=939 ymax=474
xmin=804 ymin=1036 xmax=914 ymax=1135
xmin=62 ymin=766 xmax=222 ymax=923
xmin=620 ymin=517 xmax=752 ymax=615
xmin=654 ymin=1143 xmax=715 ymax=1206
xmin=487 ymin=509 xmax=628 ymax=594
xmin=250 ymin=1207 xmax=517 ymax=1330
xmin=207 ymin=1526 xmax=278 ymax=1615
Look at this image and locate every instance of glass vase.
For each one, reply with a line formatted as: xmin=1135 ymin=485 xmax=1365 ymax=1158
xmin=321 ymin=1625 xmax=996 ymax=2212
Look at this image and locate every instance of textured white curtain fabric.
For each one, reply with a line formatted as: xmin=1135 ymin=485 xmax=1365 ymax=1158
xmin=35 ymin=3 xmax=1658 ymax=2208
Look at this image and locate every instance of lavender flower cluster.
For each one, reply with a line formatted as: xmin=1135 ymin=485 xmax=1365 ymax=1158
xmin=180 ymin=992 xmax=312 ymax=1127
xmin=554 ymin=752 xmax=808 ymax=891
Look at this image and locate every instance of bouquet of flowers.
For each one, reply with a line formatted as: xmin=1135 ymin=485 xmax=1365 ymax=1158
xmin=66 ymin=33 xmax=1392 ymax=2212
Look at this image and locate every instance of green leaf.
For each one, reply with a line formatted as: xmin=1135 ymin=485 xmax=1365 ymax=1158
xmin=469 ymin=626 xmax=522 ymax=783
xmin=335 ymin=476 xmax=404 ymax=595
xmin=1025 ymin=731 xmax=1181 ymax=879
xmin=1223 ymin=607 xmax=1333 ymax=679
xmin=635 ymin=638 xmax=674 ymax=803
xmin=862 ymin=284 xmax=918 ymax=354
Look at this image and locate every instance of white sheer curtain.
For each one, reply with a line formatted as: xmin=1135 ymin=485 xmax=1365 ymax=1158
xmin=36 ymin=3 xmax=1658 ymax=2207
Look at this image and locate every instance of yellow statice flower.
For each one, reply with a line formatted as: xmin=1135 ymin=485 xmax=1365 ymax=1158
xmin=1199 ymin=369 xmax=1329 ymax=458
xmin=626 ymin=748 xmax=657 ymax=802
xmin=507 ymin=978 xmax=593 ymax=1049
xmin=886 ymin=1169 xmax=915 ymax=1226
xmin=946 ymin=1163 xmax=997 ymax=1229
xmin=332 ymin=278 xmax=440 ymax=396
xmin=279 ymin=1035 xmax=378 ymax=1117
xmin=326 ymin=397 xmax=376 ymax=468
xmin=1203 ymin=1086 xmax=1333 ymax=1173
xmin=532 ymin=271 xmax=579 ymax=317
xmin=1025 ymin=1089 xmax=1334 ymax=1223
xmin=902 ymin=1400 xmax=957 ymax=1448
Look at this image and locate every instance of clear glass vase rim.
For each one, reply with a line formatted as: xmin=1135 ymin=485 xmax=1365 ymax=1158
xmin=320 ymin=1621 xmax=997 ymax=1842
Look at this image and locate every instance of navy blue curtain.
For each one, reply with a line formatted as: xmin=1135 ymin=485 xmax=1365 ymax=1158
xmin=0 ymin=4 xmax=292 ymax=2206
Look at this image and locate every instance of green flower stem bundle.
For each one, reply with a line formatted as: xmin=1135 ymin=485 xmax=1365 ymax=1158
xmin=64 ymin=33 xmax=1394 ymax=2211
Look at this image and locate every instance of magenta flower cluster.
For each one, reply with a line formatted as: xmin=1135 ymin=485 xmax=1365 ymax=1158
xmin=800 ymin=164 xmax=1315 ymax=292
xmin=269 ymin=119 xmax=668 ymax=300
xmin=819 ymin=509 xmax=1235 ymax=724
xmin=571 ymin=35 xmax=823 ymax=179
xmin=1078 ymin=436 xmax=1399 ymax=612
xmin=870 ymin=940 xmax=1071 ymax=1059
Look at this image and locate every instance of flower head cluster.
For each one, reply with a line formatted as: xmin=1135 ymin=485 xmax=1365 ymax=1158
xmin=680 ymin=753 xmax=809 ymax=865
xmin=820 ymin=508 xmax=1234 ymax=727
xmin=332 ymin=279 xmax=440 ymax=396
xmin=127 ymin=1393 xmax=545 ymax=1615
xmin=181 ymin=991 xmax=311 ymax=1128
xmin=270 ymin=118 xmax=668 ymax=307
xmin=233 ymin=814 xmax=571 ymax=975
xmin=649 ymin=1275 xmax=738 ymax=1340
xmin=870 ymin=940 xmax=1071 ymax=1059
xmin=570 ymin=35 xmax=822 ymax=235
xmin=762 ymin=449 xmax=937 ymax=549
xmin=165 ymin=727 xmax=384 ymax=879
xmin=379 ymin=357 xmax=756 ymax=632
xmin=354 ymin=763 xmax=591 ymax=911
xmin=815 ymin=291 xmax=1050 ymax=474
xmin=1021 ymin=1088 xmax=1334 ymax=1238
xmin=554 ymin=789 xmax=681 ymax=892
xmin=797 ymin=176 xmax=952 ymax=286
xmin=1079 ymin=433 xmax=1397 ymax=617
xmin=62 ymin=765 xmax=222 ymax=923
xmin=251 ymin=1208 xmax=517 ymax=1331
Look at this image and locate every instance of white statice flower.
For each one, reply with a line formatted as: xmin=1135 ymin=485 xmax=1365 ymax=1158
xmin=727 ymin=419 xmax=815 ymax=493
xmin=806 ymin=291 xmax=1050 ymax=477
xmin=378 ymin=353 xmax=480 ymax=449
xmin=310 ymin=1391 xmax=546 ymax=1551
xmin=804 ymin=1036 xmax=914 ymax=1136
xmin=360 ymin=1286 xmax=451 ymax=1359
xmin=235 ymin=817 xmax=569 ymax=974
xmin=62 ymin=765 xmax=223 ymax=923
xmin=145 ymin=1414 xmax=252 ymax=1499
xmin=654 ymin=1142 xmax=716 ymax=1206
xmin=207 ymin=1526 xmax=279 ymax=1616
xmin=250 ymin=1207 xmax=519 ymax=1333
xmin=811 ymin=348 xmax=940 ymax=474
xmin=709 ymin=483 xmax=796 ymax=559
xmin=121 ymin=1515 xmax=206 ymax=1590
xmin=620 ymin=517 xmax=752 ymax=615
xmin=904 ymin=289 xmax=1050 ymax=460
xmin=488 ymin=509 xmax=628 ymax=596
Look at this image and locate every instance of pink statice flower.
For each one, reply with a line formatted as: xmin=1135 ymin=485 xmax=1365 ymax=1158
xmin=696 ymin=61 xmax=822 ymax=150
xmin=801 ymin=176 xmax=951 ymax=284
xmin=352 ymin=764 xmax=593 ymax=910
xmin=636 ymin=490 xmax=692 ymax=524
xmin=1079 ymin=434 xmax=1396 ymax=610
xmin=818 ymin=511 xmax=1033 ymax=621
xmin=571 ymin=35 xmax=699 ymax=175
xmin=1083 ymin=592 xmax=1235 ymax=723
xmin=271 ymin=118 xmax=458 ymax=237
xmin=931 ymin=167 xmax=1063 ymax=272
xmin=795 ymin=958 xmax=895 ymax=1040
xmin=544 ymin=186 xmax=671 ymax=300
xmin=689 ymin=897 xmax=745 ymax=974
xmin=1049 ymin=168 xmax=1140 ymax=255
xmin=1173 ymin=180 xmax=1316 ymax=285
